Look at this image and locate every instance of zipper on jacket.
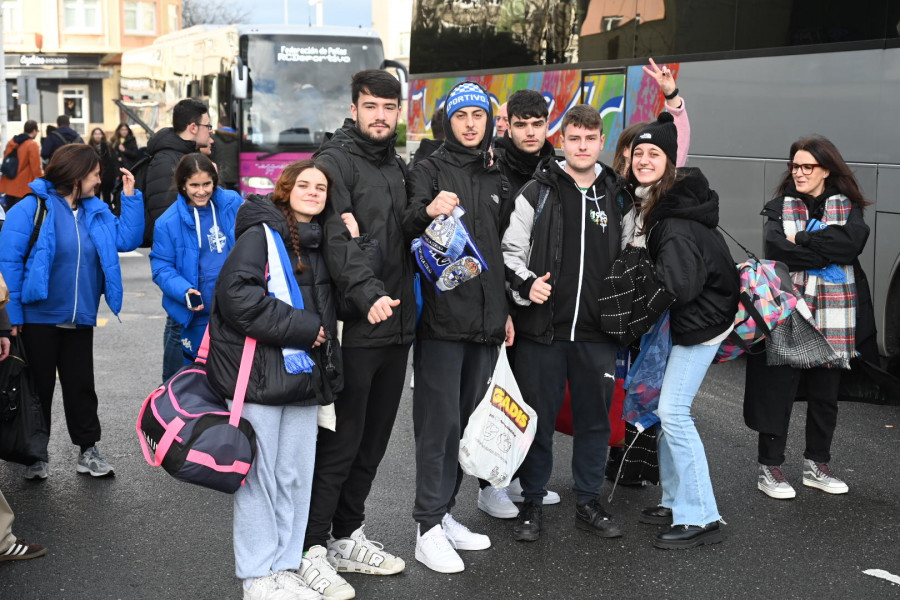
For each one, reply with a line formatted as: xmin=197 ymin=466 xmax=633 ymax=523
xmin=72 ymin=206 xmax=82 ymax=323
xmin=570 ymin=186 xmax=589 ymax=341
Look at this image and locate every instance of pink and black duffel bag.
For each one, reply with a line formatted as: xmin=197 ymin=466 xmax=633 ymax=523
xmin=137 ymin=331 xmax=257 ymax=494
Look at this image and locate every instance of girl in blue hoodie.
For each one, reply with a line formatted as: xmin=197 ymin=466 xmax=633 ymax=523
xmin=0 ymin=143 xmax=144 ymax=480
xmin=149 ymin=153 xmax=241 ymax=368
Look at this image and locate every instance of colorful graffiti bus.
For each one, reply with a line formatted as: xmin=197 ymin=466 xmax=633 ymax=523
xmin=120 ymin=24 xmax=406 ymax=196
xmin=407 ymin=0 xmax=900 ymax=368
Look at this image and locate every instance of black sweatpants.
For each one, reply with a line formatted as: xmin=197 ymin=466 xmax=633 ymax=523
xmin=413 ymin=340 xmax=497 ymax=531
xmin=515 ymin=338 xmax=617 ymax=506
xmin=304 ymin=344 xmax=410 ymax=549
xmin=757 ymin=366 xmax=842 ymax=466
xmin=21 ymin=325 xmax=101 ymax=450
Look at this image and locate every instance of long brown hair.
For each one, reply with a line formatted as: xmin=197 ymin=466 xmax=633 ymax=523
xmin=627 ymin=155 xmax=679 ymax=236
xmin=613 ymin=120 xmax=649 ymax=177
xmin=776 ymin=135 xmax=870 ymax=210
xmin=271 ymin=159 xmax=333 ymax=274
xmin=43 ymin=144 xmax=100 ymax=199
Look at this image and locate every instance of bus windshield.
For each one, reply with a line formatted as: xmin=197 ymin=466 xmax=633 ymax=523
xmin=243 ymin=35 xmax=383 ymax=152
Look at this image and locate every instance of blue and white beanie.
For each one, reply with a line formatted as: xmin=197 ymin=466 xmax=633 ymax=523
xmin=445 ymin=82 xmax=491 ymax=118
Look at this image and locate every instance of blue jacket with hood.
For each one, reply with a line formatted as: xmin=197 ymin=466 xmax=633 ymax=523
xmin=149 ymin=187 xmax=242 ymax=327
xmin=0 ymin=178 xmax=144 ymax=326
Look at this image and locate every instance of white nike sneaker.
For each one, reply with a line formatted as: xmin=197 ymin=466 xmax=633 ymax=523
xmin=441 ymin=513 xmax=491 ymax=550
xmin=415 ymin=524 xmax=464 ymax=573
xmin=327 ymin=525 xmax=405 ymax=575
xmin=506 ymin=477 xmax=561 ymax=504
xmin=298 ymin=545 xmax=355 ymax=600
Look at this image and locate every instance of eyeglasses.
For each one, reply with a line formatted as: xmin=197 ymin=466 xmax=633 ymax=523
xmin=787 ymin=162 xmax=820 ymax=175
xmin=197 ymin=122 xmax=213 ymax=131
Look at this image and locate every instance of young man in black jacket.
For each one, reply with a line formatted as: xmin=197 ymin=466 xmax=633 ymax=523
xmin=501 ymin=104 xmax=628 ymax=542
xmin=403 ymin=81 xmax=514 ymax=574
xmin=300 ymin=70 xmax=414 ymax=596
xmin=478 ymin=88 xmax=561 ymax=519
xmin=494 ymin=89 xmax=556 ymax=197
xmin=144 ymin=98 xmax=212 ymax=382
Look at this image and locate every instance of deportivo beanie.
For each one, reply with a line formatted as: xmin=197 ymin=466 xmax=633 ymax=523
xmin=632 ymin=111 xmax=677 ymax=165
xmin=445 ymin=82 xmax=491 ymax=118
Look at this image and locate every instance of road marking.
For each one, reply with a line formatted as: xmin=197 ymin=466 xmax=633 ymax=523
xmin=97 ymin=318 xmax=109 ymax=327
xmin=118 ymin=251 xmax=144 ymax=258
xmin=863 ymin=569 xmax=900 ymax=585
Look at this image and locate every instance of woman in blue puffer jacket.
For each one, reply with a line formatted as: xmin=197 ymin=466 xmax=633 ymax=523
xmin=0 ymin=143 xmax=144 ymax=480
xmin=149 ymin=153 xmax=242 ymax=373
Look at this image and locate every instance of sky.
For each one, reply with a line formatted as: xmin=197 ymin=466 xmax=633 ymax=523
xmin=231 ymin=0 xmax=375 ymax=28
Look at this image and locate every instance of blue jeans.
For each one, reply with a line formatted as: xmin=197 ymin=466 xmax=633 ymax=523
xmin=162 ymin=316 xmax=183 ymax=382
xmin=657 ymin=343 xmax=721 ymax=526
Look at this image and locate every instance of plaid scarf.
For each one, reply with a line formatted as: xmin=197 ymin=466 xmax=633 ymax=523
xmin=781 ymin=194 xmax=856 ymax=368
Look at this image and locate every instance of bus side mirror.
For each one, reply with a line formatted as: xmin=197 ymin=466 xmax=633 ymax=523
xmin=382 ymin=59 xmax=409 ymax=104
xmin=232 ymin=58 xmax=249 ymax=100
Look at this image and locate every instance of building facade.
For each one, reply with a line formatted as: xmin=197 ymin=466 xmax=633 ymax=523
xmin=3 ymin=0 xmax=181 ymax=136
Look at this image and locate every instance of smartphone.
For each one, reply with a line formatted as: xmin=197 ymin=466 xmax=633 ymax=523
xmin=186 ymin=292 xmax=203 ymax=309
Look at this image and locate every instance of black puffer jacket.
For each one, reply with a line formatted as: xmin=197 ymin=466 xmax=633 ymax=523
xmin=645 ymin=168 xmax=739 ymax=346
xmin=402 ymin=84 xmax=511 ymax=345
xmin=502 ymin=156 xmax=629 ymax=344
xmin=142 ymin=127 xmax=197 ymax=245
xmin=316 ymin=119 xmax=416 ymax=348
xmin=206 ymin=194 xmax=343 ymax=407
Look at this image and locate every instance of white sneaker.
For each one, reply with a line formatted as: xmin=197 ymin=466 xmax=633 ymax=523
xmin=243 ymin=573 xmax=295 ymax=600
xmin=441 ymin=513 xmax=490 ymax=550
xmin=24 ymin=461 xmax=49 ymax=480
xmin=802 ymin=459 xmax=849 ymax=494
xmin=757 ymin=464 xmax=796 ymax=500
xmin=415 ymin=524 xmax=464 ymax=573
xmin=506 ymin=477 xmax=561 ymax=505
xmin=477 ymin=486 xmax=519 ymax=519
xmin=327 ymin=525 xmax=405 ymax=575
xmin=276 ymin=570 xmax=323 ymax=600
xmin=298 ymin=546 xmax=355 ymax=600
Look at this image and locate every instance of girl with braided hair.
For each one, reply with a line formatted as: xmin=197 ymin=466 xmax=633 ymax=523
xmin=205 ymin=159 xmax=344 ymax=600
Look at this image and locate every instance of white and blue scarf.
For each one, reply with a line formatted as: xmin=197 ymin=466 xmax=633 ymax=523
xmin=263 ymin=223 xmax=315 ymax=375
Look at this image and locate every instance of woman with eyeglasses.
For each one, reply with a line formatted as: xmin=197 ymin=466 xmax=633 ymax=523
xmin=744 ymin=135 xmax=872 ymax=501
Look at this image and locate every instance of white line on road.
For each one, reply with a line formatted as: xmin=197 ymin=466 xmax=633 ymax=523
xmin=118 ymin=251 xmax=144 ymax=258
xmin=863 ymin=569 xmax=900 ymax=585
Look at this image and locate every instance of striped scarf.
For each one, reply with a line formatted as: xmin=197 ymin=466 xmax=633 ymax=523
xmin=781 ymin=194 xmax=856 ymax=369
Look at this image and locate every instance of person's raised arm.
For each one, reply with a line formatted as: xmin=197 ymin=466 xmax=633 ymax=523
xmin=644 ymin=58 xmax=690 ymax=166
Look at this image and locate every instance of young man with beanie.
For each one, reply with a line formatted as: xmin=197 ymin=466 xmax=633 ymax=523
xmin=0 ymin=120 xmax=42 ymax=210
xmin=143 ymin=98 xmax=212 ymax=382
xmin=477 ymin=88 xmax=560 ymax=520
xmin=501 ymin=104 xmax=629 ymax=543
xmin=402 ymin=81 xmax=514 ymax=573
xmin=297 ymin=69 xmax=415 ymax=598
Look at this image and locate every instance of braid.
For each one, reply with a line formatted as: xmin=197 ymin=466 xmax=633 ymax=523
xmin=276 ymin=202 xmax=308 ymax=274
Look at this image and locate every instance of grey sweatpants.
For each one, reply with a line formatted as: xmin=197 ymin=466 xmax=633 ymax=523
xmin=231 ymin=402 xmax=318 ymax=580
xmin=412 ymin=340 xmax=497 ymax=531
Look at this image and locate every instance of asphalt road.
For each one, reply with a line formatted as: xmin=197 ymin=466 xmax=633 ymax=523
xmin=1 ymin=251 xmax=898 ymax=600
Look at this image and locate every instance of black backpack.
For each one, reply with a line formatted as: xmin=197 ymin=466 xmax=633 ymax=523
xmin=0 ymin=145 xmax=20 ymax=179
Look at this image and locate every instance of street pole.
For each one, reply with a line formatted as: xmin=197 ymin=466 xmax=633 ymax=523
xmin=284 ymin=0 xmax=289 ymax=24
xmin=0 ymin=10 xmax=8 ymax=151
xmin=309 ymin=0 xmax=323 ymax=27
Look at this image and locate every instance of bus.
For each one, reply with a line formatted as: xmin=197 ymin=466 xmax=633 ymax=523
xmin=407 ymin=0 xmax=900 ymax=370
xmin=120 ymin=24 xmax=407 ymax=196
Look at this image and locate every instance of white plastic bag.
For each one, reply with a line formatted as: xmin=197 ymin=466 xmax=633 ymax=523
xmin=458 ymin=346 xmax=537 ymax=488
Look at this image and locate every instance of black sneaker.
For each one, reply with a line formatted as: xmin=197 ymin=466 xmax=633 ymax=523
xmin=514 ymin=501 xmax=543 ymax=542
xmin=639 ymin=505 xmax=673 ymax=526
xmin=574 ymin=499 xmax=622 ymax=538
